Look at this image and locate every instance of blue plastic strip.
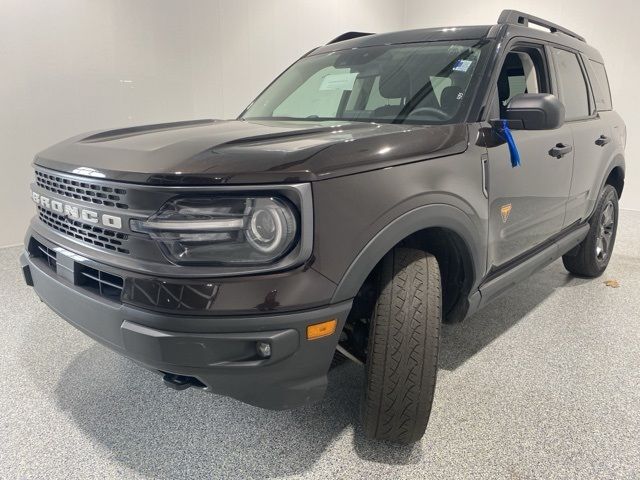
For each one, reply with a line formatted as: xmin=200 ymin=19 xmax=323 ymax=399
xmin=500 ymin=119 xmax=521 ymax=168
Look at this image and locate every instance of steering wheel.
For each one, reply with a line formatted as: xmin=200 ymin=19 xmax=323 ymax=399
xmin=405 ymin=107 xmax=450 ymax=121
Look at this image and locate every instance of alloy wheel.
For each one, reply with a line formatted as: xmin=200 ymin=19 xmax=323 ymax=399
xmin=596 ymin=201 xmax=615 ymax=261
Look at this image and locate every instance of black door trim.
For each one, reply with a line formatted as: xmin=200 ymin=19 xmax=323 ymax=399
xmin=478 ymin=221 xmax=588 ymax=308
xmin=481 ymin=219 xmax=585 ymax=285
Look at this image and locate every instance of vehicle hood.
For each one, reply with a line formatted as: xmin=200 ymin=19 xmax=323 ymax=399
xmin=34 ymin=119 xmax=468 ymax=185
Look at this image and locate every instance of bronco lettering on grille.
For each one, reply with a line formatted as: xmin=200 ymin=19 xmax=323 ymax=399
xmin=31 ymin=191 xmax=122 ymax=230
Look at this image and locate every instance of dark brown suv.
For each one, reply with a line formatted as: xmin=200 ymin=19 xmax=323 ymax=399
xmin=21 ymin=10 xmax=625 ymax=443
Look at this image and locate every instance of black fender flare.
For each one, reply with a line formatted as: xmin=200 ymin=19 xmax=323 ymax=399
xmin=585 ymin=153 xmax=626 ymax=221
xmin=330 ymin=203 xmax=485 ymax=304
xmin=600 ymin=153 xmax=625 ymax=195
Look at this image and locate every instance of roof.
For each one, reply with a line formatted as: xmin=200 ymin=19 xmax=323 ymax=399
xmin=312 ymin=25 xmax=493 ymax=55
xmin=313 ymin=10 xmax=603 ymax=62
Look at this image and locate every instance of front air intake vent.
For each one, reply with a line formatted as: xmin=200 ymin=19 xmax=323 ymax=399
xmin=28 ymin=238 xmax=57 ymax=272
xmin=75 ymin=264 xmax=124 ymax=301
xmin=123 ymin=277 xmax=220 ymax=313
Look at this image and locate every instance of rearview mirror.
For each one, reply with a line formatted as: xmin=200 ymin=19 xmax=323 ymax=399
xmin=501 ymin=93 xmax=565 ymax=130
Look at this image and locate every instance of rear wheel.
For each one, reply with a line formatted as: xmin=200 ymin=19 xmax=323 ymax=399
xmin=562 ymin=184 xmax=619 ymax=277
xmin=362 ymin=247 xmax=441 ymax=444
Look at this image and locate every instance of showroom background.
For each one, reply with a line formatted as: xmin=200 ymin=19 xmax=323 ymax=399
xmin=0 ymin=0 xmax=637 ymax=247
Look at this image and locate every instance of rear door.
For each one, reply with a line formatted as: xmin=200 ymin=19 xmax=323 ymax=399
xmin=550 ymin=48 xmax=617 ymax=224
xmin=485 ymin=43 xmax=573 ymax=270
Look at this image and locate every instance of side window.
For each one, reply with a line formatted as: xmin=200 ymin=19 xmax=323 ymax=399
xmin=495 ymin=48 xmax=549 ymax=117
xmin=587 ymin=60 xmax=613 ymax=111
xmin=552 ymin=48 xmax=590 ymax=119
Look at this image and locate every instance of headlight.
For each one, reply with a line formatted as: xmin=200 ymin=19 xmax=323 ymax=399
xmin=130 ymin=196 xmax=298 ymax=265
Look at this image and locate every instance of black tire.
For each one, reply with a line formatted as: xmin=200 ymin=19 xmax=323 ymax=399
xmin=562 ymin=184 xmax=619 ymax=277
xmin=362 ymin=247 xmax=441 ymax=444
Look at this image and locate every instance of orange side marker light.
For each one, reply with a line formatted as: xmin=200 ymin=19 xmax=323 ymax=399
xmin=306 ymin=319 xmax=337 ymax=340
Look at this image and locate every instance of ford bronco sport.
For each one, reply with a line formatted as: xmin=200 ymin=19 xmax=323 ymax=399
xmin=21 ymin=10 xmax=626 ymax=444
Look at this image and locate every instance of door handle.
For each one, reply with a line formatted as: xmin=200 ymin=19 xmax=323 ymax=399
xmin=595 ymin=135 xmax=611 ymax=146
xmin=549 ymin=143 xmax=573 ymax=158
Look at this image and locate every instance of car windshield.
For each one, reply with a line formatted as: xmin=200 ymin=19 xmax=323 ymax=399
xmin=241 ymin=40 xmax=489 ymax=125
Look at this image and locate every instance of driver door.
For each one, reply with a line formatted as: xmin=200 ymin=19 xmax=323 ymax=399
xmin=485 ymin=44 xmax=573 ymax=271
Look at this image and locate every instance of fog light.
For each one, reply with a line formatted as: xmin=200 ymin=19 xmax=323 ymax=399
xmin=256 ymin=341 xmax=272 ymax=358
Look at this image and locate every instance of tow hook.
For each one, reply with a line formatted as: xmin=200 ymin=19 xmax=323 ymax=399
xmin=162 ymin=373 xmax=205 ymax=391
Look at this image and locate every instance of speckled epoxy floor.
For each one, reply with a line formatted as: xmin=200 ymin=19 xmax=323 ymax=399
xmin=2 ymin=211 xmax=639 ymax=479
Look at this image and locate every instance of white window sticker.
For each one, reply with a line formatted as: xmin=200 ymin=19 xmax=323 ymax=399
xmin=453 ymin=59 xmax=473 ymax=72
xmin=319 ymin=72 xmax=358 ymax=91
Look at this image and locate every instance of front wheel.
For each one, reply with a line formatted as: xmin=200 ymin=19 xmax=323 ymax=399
xmin=562 ymin=184 xmax=619 ymax=277
xmin=362 ymin=247 xmax=441 ymax=444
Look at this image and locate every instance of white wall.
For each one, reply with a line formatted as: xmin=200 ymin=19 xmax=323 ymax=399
xmin=186 ymin=0 xmax=406 ymax=119
xmin=402 ymin=0 xmax=639 ymax=212
xmin=0 ymin=0 xmax=404 ymax=247
xmin=0 ymin=0 xmax=636 ymax=247
xmin=0 ymin=0 xmax=197 ymax=246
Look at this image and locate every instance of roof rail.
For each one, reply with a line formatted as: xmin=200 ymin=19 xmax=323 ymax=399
xmin=497 ymin=9 xmax=585 ymax=42
xmin=327 ymin=31 xmax=373 ymax=45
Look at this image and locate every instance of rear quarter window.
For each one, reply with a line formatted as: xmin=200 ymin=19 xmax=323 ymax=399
xmin=552 ymin=48 xmax=591 ymax=120
xmin=588 ymin=60 xmax=613 ymax=111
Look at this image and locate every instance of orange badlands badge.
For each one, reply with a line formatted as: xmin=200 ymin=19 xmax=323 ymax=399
xmin=500 ymin=204 xmax=512 ymax=223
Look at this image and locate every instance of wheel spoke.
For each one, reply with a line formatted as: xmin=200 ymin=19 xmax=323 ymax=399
xmin=602 ymin=203 xmax=614 ymax=227
xmin=601 ymin=230 xmax=612 ymax=254
xmin=596 ymin=237 xmax=604 ymax=259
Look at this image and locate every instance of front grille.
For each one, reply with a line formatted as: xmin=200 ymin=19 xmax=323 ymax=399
xmin=35 ymin=169 xmax=129 ymax=209
xmin=37 ymin=206 xmax=130 ymax=254
xmin=76 ymin=264 xmax=124 ymax=301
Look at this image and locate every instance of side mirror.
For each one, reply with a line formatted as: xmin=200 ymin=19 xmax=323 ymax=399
xmin=500 ymin=93 xmax=565 ymax=130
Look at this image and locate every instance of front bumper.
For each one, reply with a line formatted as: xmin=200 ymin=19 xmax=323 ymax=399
xmin=20 ymin=250 xmax=352 ymax=410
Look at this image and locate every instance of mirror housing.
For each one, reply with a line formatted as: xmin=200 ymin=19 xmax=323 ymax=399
xmin=500 ymin=93 xmax=565 ymax=130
